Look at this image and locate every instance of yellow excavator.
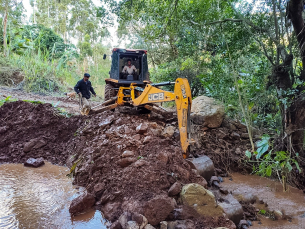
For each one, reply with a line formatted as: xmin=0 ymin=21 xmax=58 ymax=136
xmin=89 ymin=48 xmax=193 ymax=158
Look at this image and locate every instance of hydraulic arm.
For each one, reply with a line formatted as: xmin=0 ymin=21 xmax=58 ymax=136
xmin=93 ymin=78 xmax=193 ymax=158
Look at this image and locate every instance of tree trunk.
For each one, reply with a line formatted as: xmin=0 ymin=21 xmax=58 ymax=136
xmin=3 ymin=7 xmax=8 ymax=57
xmin=286 ymin=0 xmax=305 ymax=154
xmin=288 ymin=0 xmax=305 ymax=79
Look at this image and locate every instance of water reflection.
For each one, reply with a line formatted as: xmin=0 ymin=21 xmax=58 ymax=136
xmin=0 ymin=162 xmax=107 ymax=229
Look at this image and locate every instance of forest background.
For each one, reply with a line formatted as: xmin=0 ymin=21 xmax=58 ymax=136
xmin=1 ymin=0 xmax=305 ymax=184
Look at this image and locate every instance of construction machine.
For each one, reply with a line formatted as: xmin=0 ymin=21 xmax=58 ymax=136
xmin=91 ymin=48 xmax=193 ymax=158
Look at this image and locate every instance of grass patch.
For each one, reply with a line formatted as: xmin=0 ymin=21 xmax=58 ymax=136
xmin=0 ymin=96 xmax=17 ymax=106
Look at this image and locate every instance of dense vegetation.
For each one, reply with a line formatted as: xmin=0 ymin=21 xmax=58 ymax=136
xmin=0 ymin=0 xmax=111 ymax=94
xmin=1 ymin=0 xmax=305 ymax=185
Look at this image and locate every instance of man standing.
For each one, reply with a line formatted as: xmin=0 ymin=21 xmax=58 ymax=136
xmin=74 ymin=73 xmax=96 ymax=115
xmin=122 ymin=59 xmax=137 ymax=74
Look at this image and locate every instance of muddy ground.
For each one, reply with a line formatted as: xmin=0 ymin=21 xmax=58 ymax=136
xmin=1 ymin=90 xmax=305 ymax=228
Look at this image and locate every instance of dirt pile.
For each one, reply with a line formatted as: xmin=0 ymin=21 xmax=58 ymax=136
xmin=0 ymin=101 xmax=80 ymax=164
xmin=64 ymin=108 xmax=211 ymax=225
xmin=0 ymin=101 xmax=247 ymax=228
xmin=191 ymin=117 xmax=255 ymax=175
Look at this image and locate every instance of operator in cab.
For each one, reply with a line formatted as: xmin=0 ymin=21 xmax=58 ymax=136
xmin=74 ymin=73 xmax=96 ymax=115
xmin=122 ymin=59 xmax=137 ymax=75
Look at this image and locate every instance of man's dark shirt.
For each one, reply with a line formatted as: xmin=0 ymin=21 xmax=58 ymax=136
xmin=74 ymin=79 xmax=96 ymax=99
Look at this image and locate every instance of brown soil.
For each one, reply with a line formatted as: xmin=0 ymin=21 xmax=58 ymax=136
xmin=4 ymin=98 xmax=302 ymax=228
xmin=0 ymin=101 xmax=81 ymax=164
xmin=0 ymin=101 xmax=235 ymax=228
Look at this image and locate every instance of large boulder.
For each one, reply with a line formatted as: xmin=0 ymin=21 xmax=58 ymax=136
xmin=180 ymin=184 xmax=223 ymax=217
xmin=191 ymin=96 xmax=225 ymax=128
xmin=218 ymin=194 xmax=244 ymax=225
xmin=187 ymin=156 xmax=215 ymax=181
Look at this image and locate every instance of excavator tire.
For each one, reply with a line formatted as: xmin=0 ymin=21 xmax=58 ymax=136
xmin=104 ymin=83 xmax=116 ymax=101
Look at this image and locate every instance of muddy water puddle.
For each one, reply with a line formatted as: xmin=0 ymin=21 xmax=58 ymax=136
xmin=222 ymin=173 xmax=305 ymax=229
xmin=0 ymin=162 xmax=107 ymax=229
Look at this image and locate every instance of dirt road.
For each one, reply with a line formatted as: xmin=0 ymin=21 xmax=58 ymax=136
xmin=0 ymin=86 xmax=101 ymax=115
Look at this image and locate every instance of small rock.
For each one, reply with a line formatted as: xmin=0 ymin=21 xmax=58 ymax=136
xmin=100 ymin=195 xmax=110 ymax=205
xmin=210 ymin=176 xmax=220 ymax=188
xmin=144 ymin=224 xmax=155 ymax=229
xmin=188 ymin=156 xmax=215 ymax=181
xmin=99 ymin=117 xmax=113 ymax=128
xmin=157 ymin=152 xmax=168 ymax=165
xmin=218 ymin=176 xmax=223 ymax=182
xmin=168 ymin=182 xmax=182 ymax=196
xmin=173 ymin=131 xmax=180 ymax=141
xmin=143 ymin=195 xmax=176 ymax=225
xmin=24 ymin=157 xmax=45 ymax=168
xmin=274 ymin=210 xmax=283 ymax=220
xmin=126 ymin=221 xmax=138 ymax=229
xmin=162 ymin=126 xmax=175 ymax=138
xmin=134 ymin=134 xmax=141 ymax=141
xmin=94 ymin=183 xmax=105 ymax=198
xmin=0 ymin=126 xmax=8 ymax=134
xmin=134 ymin=159 xmax=146 ymax=168
xmin=122 ymin=150 xmax=135 ymax=158
xmin=160 ymin=221 xmax=167 ymax=229
xmin=247 ymin=220 xmax=252 ymax=226
xmin=229 ymin=123 xmax=237 ymax=130
xmin=124 ymin=126 xmax=131 ymax=134
xmin=258 ymin=221 xmax=262 ymax=225
xmin=132 ymin=213 xmax=148 ymax=229
xmin=118 ymin=212 xmax=131 ymax=228
xmin=23 ymin=138 xmax=47 ymax=153
xmin=151 ymin=128 xmax=162 ymax=136
xmin=69 ymin=193 xmax=95 ymax=216
xmin=195 ymin=176 xmax=208 ymax=189
xmin=231 ymin=132 xmax=240 ymax=139
xmin=149 ymin=122 xmax=158 ymax=128
xmin=0 ymin=156 xmax=8 ymax=161
xmin=220 ymin=188 xmax=229 ymax=195
xmin=241 ymin=133 xmax=249 ymax=139
xmin=136 ymin=123 xmax=148 ymax=134
xmin=235 ymin=148 xmax=242 ymax=155
xmin=143 ymin=136 xmax=151 ymax=144
xmin=219 ymin=194 xmax=243 ymax=225
xmin=238 ymin=220 xmax=248 ymax=228
xmin=117 ymin=158 xmax=137 ymax=168
xmin=110 ymin=221 xmax=122 ymax=229
xmin=175 ymin=225 xmax=187 ymax=229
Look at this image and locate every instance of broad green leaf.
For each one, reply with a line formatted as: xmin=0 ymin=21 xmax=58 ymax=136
xmin=259 ymin=209 xmax=266 ymax=215
xmin=286 ymin=161 xmax=292 ymax=172
xmin=256 ymin=143 xmax=269 ymax=159
xmin=245 ymin=150 xmax=251 ymax=158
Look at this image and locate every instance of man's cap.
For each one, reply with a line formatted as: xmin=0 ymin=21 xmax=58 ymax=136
xmin=84 ymin=73 xmax=90 ymax=77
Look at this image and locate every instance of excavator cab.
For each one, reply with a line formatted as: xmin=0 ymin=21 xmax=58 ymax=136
xmin=107 ymin=48 xmax=150 ymax=86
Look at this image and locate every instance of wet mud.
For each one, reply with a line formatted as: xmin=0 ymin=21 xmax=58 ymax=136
xmin=0 ymin=162 xmax=107 ymax=229
xmin=221 ymin=173 xmax=305 ymax=229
